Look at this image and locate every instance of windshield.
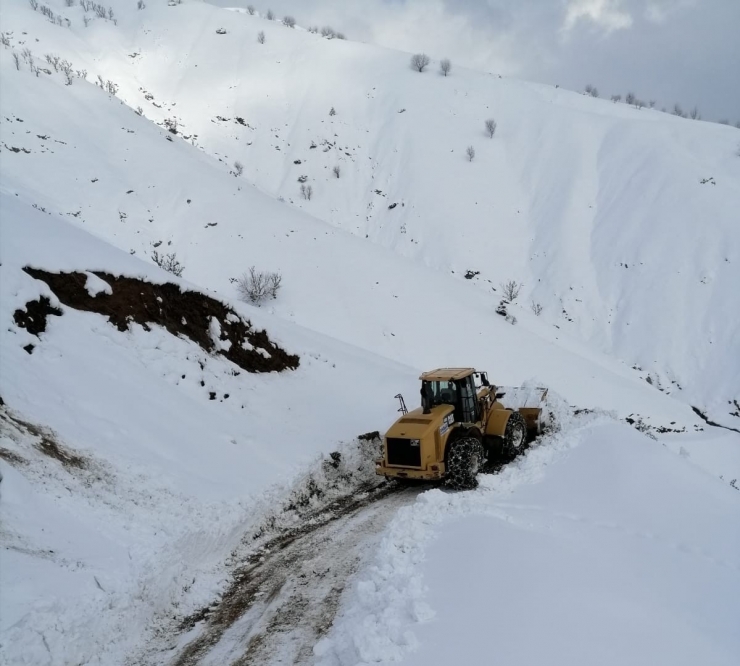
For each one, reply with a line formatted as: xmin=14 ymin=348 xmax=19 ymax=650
xmin=422 ymin=380 xmax=458 ymax=407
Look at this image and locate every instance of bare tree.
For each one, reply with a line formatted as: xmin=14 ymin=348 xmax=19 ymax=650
xmin=410 ymin=53 xmax=430 ymax=72
xmin=735 ymin=121 xmax=740 ymax=129
xmin=46 ymin=53 xmax=61 ymax=71
xmin=625 ymin=92 xmax=636 ymax=105
xmin=484 ymin=118 xmax=497 ymax=138
xmin=266 ymin=272 xmax=282 ymax=298
xmin=246 ymin=4 xmax=255 ymax=14
xmin=137 ymin=0 xmax=145 ymax=8
xmin=282 ymin=15 xmax=295 ymax=28
xmin=466 ymin=145 xmax=475 ymax=162
xmin=12 ymin=51 xmax=20 ymax=70
xmin=690 ymin=106 xmax=701 ymax=120
xmin=29 ymin=0 xmax=38 ymax=9
xmin=440 ymin=58 xmax=451 ymax=76
xmin=329 ymin=106 xmax=336 ymax=116
xmin=300 ymin=184 xmax=313 ymax=200
xmin=635 ymin=99 xmax=645 ymax=110
xmin=233 ymin=160 xmax=244 ymax=177
xmin=335 ymin=32 xmax=346 ymax=39
xmin=531 ymin=301 xmax=543 ymax=316
xmin=308 ymin=25 xmax=318 ymax=33
xmin=332 ymin=165 xmax=341 ymax=178
xmin=21 ymin=47 xmax=33 ymax=64
xmin=585 ymin=84 xmax=598 ymax=97
xmin=320 ymin=26 xmax=335 ymax=38
xmin=60 ymin=59 xmax=74 ymax=85
xmin=237 ymin=267 xmax=282 ymax=304
xmin=152 ymin=251 xmax=184 ymax=277
xmin=136 ymin=106 xmax=143 ymax=115
xmin=0 ymin=34 xmax=10 ymax=47
xmin=673 ymin=103 xmax=683 ymax=116
xmin=610 ymin=94 xmax=621 ymax=103
xmin=257 ymin=30 xmax=265 ymax=44
xmin=266 ymin=9 xmax=274 ymax=20
xmin=649 ymin=100 xmax=656 ymax=109
xmin=500 ymin=280 xmax=522 ymax=302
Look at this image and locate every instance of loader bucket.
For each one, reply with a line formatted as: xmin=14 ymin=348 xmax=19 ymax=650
xmin=497 ymin=387 xmax=549 ymax=436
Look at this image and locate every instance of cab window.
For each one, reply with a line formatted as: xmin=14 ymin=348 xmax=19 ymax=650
xmin=423 ymin=380 xmax=458 ymax=406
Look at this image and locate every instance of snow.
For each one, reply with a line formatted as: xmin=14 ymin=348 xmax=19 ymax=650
xmin=319 ymin=413 xmax=740 ymax=666
xmin=0 ymin=199 xmax=422 ymax=663
xmin=84 ymin=271 xmax=113 ymax=296
xmin=0 ymin=0 xmax=738 ymax=663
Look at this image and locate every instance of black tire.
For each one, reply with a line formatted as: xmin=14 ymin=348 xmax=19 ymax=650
xmin=445 ymin=437 xmax=484 ymax=490
xmin=503 ymin=411 xmax=527 ymax=459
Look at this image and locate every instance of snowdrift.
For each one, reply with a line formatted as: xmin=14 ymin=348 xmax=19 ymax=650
xmin=320 ymin=416 xmax=740 ymax=666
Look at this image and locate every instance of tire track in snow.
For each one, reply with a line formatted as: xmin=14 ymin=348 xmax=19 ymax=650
xmin=168 ymin=481 xmax=427 ymax=666
xmin=162 ymin=415 xmax=560 ymax=666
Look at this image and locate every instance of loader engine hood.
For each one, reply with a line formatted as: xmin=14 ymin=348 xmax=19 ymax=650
xmin=385 ymin=404 xmax=455 ymax=440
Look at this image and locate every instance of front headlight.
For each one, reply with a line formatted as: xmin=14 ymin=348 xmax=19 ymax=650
xmin=410 ymin=439 xmax=420 ymax=447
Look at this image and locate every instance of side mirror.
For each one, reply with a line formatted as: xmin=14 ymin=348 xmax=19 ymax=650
xmin=481 ymin=373 xmax=490 ymax=387
xmin=495 ymin=391 xmax=506 ymax=400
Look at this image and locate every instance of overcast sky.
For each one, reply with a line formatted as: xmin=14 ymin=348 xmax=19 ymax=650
xmin=212 ymin=0 xmax=739 ymax=123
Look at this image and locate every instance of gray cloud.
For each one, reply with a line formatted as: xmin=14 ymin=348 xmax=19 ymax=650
xmin=209 ymin=0 xmax=739 ymax=122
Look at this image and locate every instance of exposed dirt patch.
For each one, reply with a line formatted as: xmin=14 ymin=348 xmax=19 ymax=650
xmin=35 ymin=433 xmax=87 ymax=469
xmin=0 ymin=407 xmax=88 ymax=470
xmin=22 ymin=268 xmax=299 ymax=373
xmin=13 ymin=295 xmax=62 ymax=336
xmin=0 ymin=446 xmax=28 ymax=466
xmin=692 ymin=406 xmax=740 ymax=434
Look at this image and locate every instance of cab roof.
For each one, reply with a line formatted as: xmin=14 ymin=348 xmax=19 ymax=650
xmin=419 ymin=367 xmax=476 ymax=381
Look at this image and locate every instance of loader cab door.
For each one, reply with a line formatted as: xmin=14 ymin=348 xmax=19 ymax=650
xmin=456 ymin=375 xmax=479 ymax=423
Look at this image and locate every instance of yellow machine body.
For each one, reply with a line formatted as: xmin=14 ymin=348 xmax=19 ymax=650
xmin=376 ymin=368 xmax=546 ymax=482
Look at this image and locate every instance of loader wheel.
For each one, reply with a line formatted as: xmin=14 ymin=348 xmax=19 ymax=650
xmin=503 ymin=412 xmax=527 ymax=459
xmin=445 ymin=437 xmax=484 ymax=490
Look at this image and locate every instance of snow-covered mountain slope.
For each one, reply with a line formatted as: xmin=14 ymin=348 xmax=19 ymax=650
xmin=0 ymin=45 xmax=704 ymax=425
xmin=1 ymin=61 xmax=715 ymax=665
xmin=0 ymin=196 xmax=428 ymax=664
xmin=1 ymin=1 xmax=739 ymax=664
xmin=3 ymin=0 xmax=733 ymax=423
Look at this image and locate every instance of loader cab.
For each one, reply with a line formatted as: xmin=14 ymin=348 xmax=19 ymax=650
xmin=421 ymin=370 xmax=479 ymax=423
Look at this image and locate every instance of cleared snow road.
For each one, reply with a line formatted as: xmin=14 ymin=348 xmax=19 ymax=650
xmin=166 ymin=481 xmax=426 ymax=666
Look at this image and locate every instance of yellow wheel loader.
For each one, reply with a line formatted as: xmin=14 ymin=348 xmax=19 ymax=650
xmin=376 ymin=368 xmax=547 ymax=490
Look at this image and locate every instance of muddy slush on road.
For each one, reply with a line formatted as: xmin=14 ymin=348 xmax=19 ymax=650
xmin=152 ymin=435 xmax=516 ymax=666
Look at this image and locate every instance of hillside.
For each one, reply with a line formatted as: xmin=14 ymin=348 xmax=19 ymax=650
xmin=2 ymin=0 xmax=739 ymax=426
xmin=0 ymin=1 xmax=738 ymax=664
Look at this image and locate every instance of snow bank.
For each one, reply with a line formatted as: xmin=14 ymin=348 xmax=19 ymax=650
xmin=319 ymin=410 xmax=740 ymax=665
